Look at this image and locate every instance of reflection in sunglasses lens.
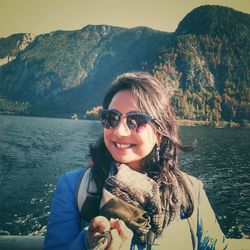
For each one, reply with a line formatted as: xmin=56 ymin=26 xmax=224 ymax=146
xmin=101 ymin=110 xmax=153 ymax=132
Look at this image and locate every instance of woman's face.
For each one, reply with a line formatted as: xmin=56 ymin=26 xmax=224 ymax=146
xmin=104 ymin=90 xmax=160 ymax=172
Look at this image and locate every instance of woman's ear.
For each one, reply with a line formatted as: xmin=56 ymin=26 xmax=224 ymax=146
xmin=156 ymin=134 xmax=162 ymax=146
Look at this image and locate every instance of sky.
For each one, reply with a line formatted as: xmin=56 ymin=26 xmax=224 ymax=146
xmin=0 ymin=0 xmax=249 ymax=38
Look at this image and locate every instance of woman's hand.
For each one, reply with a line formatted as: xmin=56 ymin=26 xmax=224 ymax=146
xmin=87 ymin=216 xmax=110 ymax=249
xmin=87 ymin=216 xmax=133 ymax=250
xmin=108 ymin=218 xmax=133 ymax=250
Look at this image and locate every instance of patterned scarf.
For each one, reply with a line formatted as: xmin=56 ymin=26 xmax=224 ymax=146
xmin=101 ymin=163 xmax=182 ymax=243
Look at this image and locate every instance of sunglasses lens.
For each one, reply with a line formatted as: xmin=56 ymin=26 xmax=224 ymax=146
xmin=101 ymin=110 xmax=120 ymax=129
xmin=101 ymin=110 xmax=154 ymax=132
xmin=127 ymin=114 xmax=150 ymax=130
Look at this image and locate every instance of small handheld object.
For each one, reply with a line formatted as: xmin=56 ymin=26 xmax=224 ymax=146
xmin=91 ymin=231 xmax=112 ymax=250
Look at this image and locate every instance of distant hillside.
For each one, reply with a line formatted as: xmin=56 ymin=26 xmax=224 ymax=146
xmin=0 ymin=25 xmax=169 ymax=116
xmin=0 ymin=33 xmax=35 ymax=65
xmin=154 ymin=5 xmax=249 ymax=124
xmin=0 ymin=5 xmax=249 ymax=126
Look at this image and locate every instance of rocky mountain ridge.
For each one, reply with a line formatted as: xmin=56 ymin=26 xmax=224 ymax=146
xmin=0 ymin=33 xmax=35 ymax=66
xmin=0 ymin=5 xmax=249 ymax=125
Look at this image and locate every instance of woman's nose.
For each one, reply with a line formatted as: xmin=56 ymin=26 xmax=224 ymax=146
xmin=113 ymin=117 xmax=131 ymax=136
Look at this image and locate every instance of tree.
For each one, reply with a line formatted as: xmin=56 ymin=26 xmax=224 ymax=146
xmin=85 ymin=106 xmax=103 ymax=120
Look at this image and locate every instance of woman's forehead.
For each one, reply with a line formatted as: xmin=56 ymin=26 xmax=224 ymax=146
xmin=109 ymin=90 xmax=138 ymax=110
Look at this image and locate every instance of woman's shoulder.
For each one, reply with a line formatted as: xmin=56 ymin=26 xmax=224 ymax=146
xmin=61 ymin=168 xmax=86 ymax=183
xmin=56 ymin=168 xmax=89 ymax=194
xmin=63 ymin=167 xmax=87 ymax=179
xmin=181 ymin=171 xmax=200 ymax=183
xmin=180 ymin=171 xmax=203 ymax=196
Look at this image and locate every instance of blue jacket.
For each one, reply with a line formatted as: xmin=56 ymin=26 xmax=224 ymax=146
xmin=43 ymin=168 xmax=228 ymax=250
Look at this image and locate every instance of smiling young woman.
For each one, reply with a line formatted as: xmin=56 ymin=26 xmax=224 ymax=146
xmin=44 ymin=72 xmax=228 ymax=250
xmin=102 ymin=90 xmax=161 ymax=172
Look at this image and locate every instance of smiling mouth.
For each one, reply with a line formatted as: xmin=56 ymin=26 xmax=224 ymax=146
xmin=113 ymin=142 xmax=134 ymax=149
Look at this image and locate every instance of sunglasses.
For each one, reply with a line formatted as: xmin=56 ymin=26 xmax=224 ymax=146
xmin=100 ymin=109 xmax=156 ymax=132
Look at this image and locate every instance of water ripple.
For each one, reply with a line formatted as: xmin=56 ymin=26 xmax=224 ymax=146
xmin=0 ymin=116 xmax=249 ymax=238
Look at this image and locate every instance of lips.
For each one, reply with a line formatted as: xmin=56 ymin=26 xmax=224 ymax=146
xmin=113 ymin=142 xmax=135 ymax=149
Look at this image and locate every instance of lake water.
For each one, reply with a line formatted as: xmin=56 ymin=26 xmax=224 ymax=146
xmin=0 ymin=115 xmax=249 ymax=239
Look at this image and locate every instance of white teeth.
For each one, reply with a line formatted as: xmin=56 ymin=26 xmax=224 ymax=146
xmin=115 ymin=143 xmax=131 ymax=149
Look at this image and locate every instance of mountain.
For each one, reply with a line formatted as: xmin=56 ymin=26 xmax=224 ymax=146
xmin=0 ymin=33 xmax=35 ymax=66
xmin=154 ymin=5 xmax=250 ymax=123
xmin=0 ymin=25 xmax=170 ymax=116
xmin=0 ymin=5 xmax=249 ymax=125
xmin=175 ymin=5 xmax=250 ymax=38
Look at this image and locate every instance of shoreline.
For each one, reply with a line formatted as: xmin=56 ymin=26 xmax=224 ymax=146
xmin=177 ymin=119 xmax=249 ymax=128
xmin=0 ymin=113 xmax=249 ymax=129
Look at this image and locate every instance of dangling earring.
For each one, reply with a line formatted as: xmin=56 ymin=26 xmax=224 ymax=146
xmin=155 ymin=144 xmax=160 ymax=162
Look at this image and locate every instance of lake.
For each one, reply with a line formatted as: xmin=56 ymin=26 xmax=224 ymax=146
xmin=0 ymin=115 xmax=249 ymax=239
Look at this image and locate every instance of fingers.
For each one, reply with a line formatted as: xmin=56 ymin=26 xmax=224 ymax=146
xmin=108 ymin=218 xmax=133 ymax=250
xmin=116 ymin=220 xmax=134 ymax=241
xmin=87 ymin=216 xmax=111 ymax=248
xmin=109 ymin=218 xmax=120 ymax=228
xmin=87 ymin=217 xmax=133 ymax=250
xmin=88 ymin=216 xmax=111 ymax=233
xmin=110 ymin=218 xmax=133 ymax=241
xmin=107 ymin=228 xmax=122 ymax=250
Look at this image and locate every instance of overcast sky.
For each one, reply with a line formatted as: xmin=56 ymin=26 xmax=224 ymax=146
xmin=0 ymin=0 xmax=249 ymax=38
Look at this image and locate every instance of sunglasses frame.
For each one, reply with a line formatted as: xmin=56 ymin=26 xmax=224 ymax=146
xmin=100 ymin=109 xmax=157 ymax=131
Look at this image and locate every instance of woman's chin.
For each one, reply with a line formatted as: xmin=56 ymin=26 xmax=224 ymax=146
xmin=113 ymin=158 xmax=142 ymax=171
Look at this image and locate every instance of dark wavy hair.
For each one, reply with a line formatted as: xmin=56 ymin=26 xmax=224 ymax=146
xmin=89 ymin=72 xmax=194 ymax=224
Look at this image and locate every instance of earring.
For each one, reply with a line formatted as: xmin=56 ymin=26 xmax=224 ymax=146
xmin=155 ymin=145 xmax=160 ymax=162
